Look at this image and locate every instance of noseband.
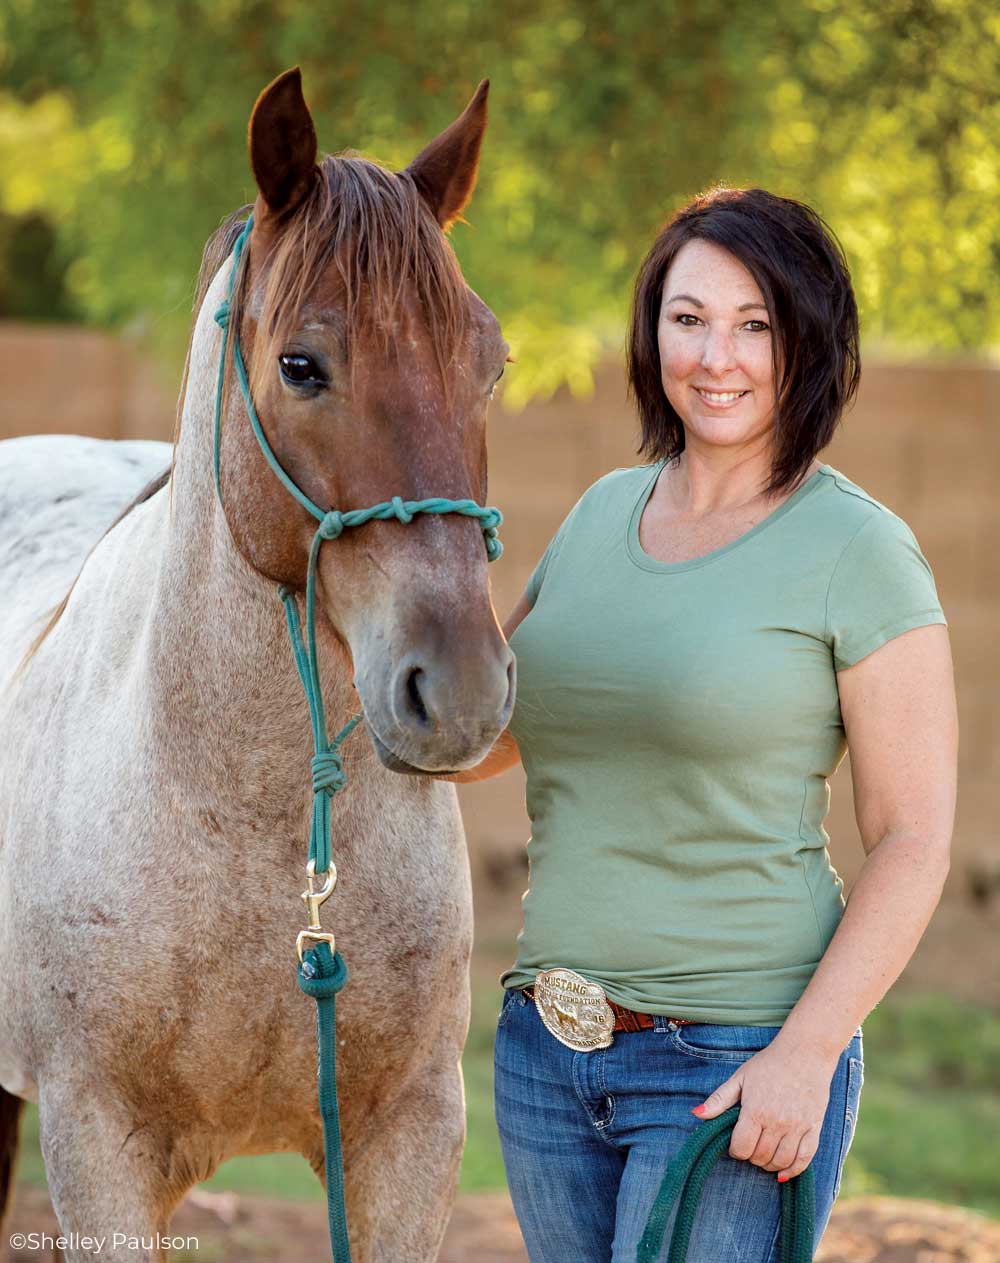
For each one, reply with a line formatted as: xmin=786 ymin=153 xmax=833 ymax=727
xmin=211 ymin=212 xmax=503 ymax=1262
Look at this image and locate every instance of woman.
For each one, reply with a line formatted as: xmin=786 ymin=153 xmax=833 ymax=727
xmin=452 ymin=187 xmax=957 ymax=1261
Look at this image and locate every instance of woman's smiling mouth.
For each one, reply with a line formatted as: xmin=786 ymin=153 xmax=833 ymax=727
xmin=692 ymin=387 xmax=750 ymax=407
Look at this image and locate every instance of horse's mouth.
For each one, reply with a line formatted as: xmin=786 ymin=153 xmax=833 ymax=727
xmin=366 ymin=721 xmax=441 ymax=777
xmin=359 ymin=688 xmax=506 ymax=778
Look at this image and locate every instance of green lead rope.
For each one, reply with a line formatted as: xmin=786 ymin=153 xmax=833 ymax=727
xmin=211 ymin=212 xmax=504 ymax=1262
xmin=297 ymin=942 xmax=352 ymax=1261
xmin=636 ymin=1105 xmax=816 ymax=1262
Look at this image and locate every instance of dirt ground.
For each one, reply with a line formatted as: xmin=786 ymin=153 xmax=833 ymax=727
xmin=7 ymin=1183 xmax=1000 ymax=1262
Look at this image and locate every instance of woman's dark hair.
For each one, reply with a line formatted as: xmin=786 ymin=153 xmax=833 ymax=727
xmin=626 ymin=186 xmax=860 ymax=496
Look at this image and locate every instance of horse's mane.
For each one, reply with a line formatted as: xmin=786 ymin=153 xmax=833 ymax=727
xmin=19 ymin=152 xmax=470 ymax=676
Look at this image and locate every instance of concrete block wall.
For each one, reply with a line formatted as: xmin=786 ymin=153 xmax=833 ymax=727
xmin=0 ymin=322 xmax=179 ymax=442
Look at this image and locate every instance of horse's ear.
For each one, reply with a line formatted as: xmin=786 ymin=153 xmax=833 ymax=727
xmin=405 ymin=80 xmax=489 ymax=231
xmin=248 ymin=67 xmax=318 ymax=220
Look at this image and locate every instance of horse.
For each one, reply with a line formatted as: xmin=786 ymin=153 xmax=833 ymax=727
xmin=0 ymin=67 xmax=514 ymax=1263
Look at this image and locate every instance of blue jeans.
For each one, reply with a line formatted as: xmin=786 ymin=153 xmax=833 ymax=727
xmin=494 ymin=987 xmax=864 ymax=1262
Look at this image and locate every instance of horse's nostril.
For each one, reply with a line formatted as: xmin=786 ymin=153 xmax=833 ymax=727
xmin=406 ymin=666 xmax=430 ymax=727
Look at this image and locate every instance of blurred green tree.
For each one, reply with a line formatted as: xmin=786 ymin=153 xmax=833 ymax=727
xmin=0 ymin=0 xmax=997 ymax=401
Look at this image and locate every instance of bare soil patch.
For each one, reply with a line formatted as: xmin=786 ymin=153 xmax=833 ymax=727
xmin=6 ymin=1185 xmax=1000 ymax=1262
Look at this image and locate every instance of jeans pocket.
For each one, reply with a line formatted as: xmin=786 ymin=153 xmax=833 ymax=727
xmin=669 ymin=1023 xmax=782 ymax=1062
xmin=496 ymin=987 xmax=522 ymax=1031
xmin=832 ymin=1055 xmax=864 ymax=1201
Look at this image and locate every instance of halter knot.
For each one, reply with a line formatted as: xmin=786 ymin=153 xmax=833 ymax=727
xmin=214 ymin=300 xmax=230 ymax=330
xmin=297 ymin=943 xmax=349 ymax=998
xmin=478 ymin=506 xmax=503 ymax=561
xmin=484 ymin=528 xmax=503 ymax=562
xmin=312 ymin=751 xmax=347 ymax=797
xmin=319 ymin=511 xmax=345 ymax=540
xmin=390 ymin=495 xmax=414 ymax=524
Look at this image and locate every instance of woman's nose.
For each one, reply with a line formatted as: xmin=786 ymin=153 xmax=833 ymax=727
xmin=699 ymin=328 xmax=737 ymax=374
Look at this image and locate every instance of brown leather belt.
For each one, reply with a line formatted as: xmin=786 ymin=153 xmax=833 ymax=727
xmin=520 ymin=986 xmax=696 ymax=1033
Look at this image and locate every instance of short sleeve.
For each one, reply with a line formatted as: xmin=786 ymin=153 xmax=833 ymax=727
xmin=826 ymin=512 xmax=947 ymax=670
xmin=524 ymin=501 xmax=581 ymax=607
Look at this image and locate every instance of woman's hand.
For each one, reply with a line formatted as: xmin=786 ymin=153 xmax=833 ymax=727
xmin=690 ymin=1041 xmax=838 ymax=1182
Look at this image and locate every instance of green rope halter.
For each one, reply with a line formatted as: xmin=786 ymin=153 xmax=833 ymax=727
xmin=211 ymin=212 xmax=503 ymax=1262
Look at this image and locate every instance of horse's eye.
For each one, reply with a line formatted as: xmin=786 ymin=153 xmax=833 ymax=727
xmin=488 ymin=364 xmax=505 ymax=398
xmin=279 ymin=353 xmax=325 ymax=387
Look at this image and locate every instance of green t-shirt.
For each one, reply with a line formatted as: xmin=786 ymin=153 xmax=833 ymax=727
xmin=500 ymin=460 xmax=947 ymax=1024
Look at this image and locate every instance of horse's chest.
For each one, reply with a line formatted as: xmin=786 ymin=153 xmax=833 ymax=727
xmin=171 ymin=846 xmax=467 ymax=1054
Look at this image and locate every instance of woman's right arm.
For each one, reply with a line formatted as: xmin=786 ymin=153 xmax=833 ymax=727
xmin=438 ymin=591 xmax=534 ymax=783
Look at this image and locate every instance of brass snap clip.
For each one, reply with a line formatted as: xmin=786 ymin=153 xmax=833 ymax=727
xmin=296 ymin=858 xmax=338 ymax=963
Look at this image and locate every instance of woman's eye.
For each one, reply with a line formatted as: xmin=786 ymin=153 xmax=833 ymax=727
xmin=675 ymin=314 xmax=700 ymax=326
xmin=745 ymin=320 xmax=770 ymax=333
xmin=279 ymin=353 xmax=325 ymax=387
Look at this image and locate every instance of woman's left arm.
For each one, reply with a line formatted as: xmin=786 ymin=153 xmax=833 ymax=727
xmin=694 ymin=622 xmax=958 ymax=1179
xmin=779 ymin=621 xmax=958 ymax=1057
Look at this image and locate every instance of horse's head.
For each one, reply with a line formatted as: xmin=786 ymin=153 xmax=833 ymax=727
xmin=213 ymin=68 xmax=514 ymax=775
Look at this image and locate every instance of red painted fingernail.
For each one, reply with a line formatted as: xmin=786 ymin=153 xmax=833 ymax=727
xmin=777 ymin=1174 xmax=789 ymax=1183
xmin=691 ymin=1105 xmax=706 ymax=1116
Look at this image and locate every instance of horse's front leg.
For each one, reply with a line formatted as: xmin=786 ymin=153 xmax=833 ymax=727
xmin=37 ymin=1078 xmax=185 ymax=1263
xmin=315 ymin=1043 xmax=467 ymax=1263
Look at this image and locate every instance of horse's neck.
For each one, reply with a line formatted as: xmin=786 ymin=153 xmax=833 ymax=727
xmin=145 ymin=260 xmax=359 ymax=824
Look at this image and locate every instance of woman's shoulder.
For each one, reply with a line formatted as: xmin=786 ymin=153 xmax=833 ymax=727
xmin=812 ymin=463 xmax=923 ymax=552
xmin=592 ymin=461 xmax=661 ymax=491
xmin=577 ymin=461 xmax=661 ymax=509
xmin=816 ymin=466 xmax=945 ymax=667
xmin=815 ymin=463 xmax=892 ymax=513
xmin=544 ymin=462 xmax=660 ymax=535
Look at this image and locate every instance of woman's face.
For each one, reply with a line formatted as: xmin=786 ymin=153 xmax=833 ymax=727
xmin=657 ymin=239 xmax=777 ymax=457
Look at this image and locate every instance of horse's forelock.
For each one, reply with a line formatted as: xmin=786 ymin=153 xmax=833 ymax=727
xmin=241 ymin=155 xmax=470 ymax=404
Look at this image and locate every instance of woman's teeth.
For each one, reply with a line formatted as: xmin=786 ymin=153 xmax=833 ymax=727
xmin=695 ymin=389 xmax=748 ymax=403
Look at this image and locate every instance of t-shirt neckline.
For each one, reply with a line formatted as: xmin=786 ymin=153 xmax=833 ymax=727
xmin=625 ymin=460 xmax=829 ymax=574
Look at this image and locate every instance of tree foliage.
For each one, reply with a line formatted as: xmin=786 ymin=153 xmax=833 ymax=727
xmin=1 ymin=0 xmax=998 ymax=401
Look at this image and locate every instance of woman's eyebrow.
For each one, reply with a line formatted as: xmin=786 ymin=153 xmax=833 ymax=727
xmin=664 ymin=294 xmax=768 ymax=311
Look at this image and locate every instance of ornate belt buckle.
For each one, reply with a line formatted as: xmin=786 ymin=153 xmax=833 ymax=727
xmin=533 ymin=967 xmax=615 ymax=1052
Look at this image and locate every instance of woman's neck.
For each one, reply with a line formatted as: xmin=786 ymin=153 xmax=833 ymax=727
xmin=661 ymin=446 xmax=821 ymax=518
